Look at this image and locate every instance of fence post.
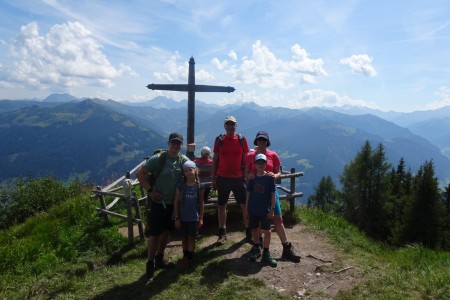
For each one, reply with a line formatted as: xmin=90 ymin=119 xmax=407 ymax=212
xmin=133 ymin=191 xmax=144 ymax=238
xmin=96 ymin=186 xmax=109 ymax=224
xmin=289 ymin=168 xmax=296 ymax=213
xmin=125 ymin=195 xmax=134 ymax=245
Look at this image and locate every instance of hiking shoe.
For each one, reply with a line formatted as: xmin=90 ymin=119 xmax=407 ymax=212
xmin=146 ymin=259 xmax=155 ymax=281
xmin=155 ymin=254 xmax=175 ymax=269
xmin=282 ymin=242 xmax=301 ymax=263
xmin=248 ymin=244 xmax=261 ymax=261
xmin=217 ymin=234 xmax=227 ymax=245
xmin=262 ymin=251 xmax=277 ymax=267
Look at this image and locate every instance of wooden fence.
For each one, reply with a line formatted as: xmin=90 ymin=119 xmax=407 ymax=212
xmin=92 ymin=161 xmax=304 ymax=245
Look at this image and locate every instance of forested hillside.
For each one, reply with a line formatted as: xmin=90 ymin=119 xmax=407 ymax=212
xmin=1 ymin=95 xmax=450 ymax=200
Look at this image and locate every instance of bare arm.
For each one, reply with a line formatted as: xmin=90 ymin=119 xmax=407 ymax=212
xmin=211 ymin=153 xmax=219 ymax=189
xmin=173 ymin=187 xmax=181 ymax=228
xmin=198 ymin=187 xmax=205 ymax=228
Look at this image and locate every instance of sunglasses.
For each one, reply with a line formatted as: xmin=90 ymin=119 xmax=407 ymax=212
xmin=170 ymin=140 xmax=182 ymax=146
xmin=257 ymin=137 xmax=268 ymax=142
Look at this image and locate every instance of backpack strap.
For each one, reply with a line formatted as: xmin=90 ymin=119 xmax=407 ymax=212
xmin=154 ymin=151 xmax=167 ymax=182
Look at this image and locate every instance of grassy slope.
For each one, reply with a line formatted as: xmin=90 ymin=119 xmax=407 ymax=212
xmin=1 ymin=193 xmax=449 ymax=299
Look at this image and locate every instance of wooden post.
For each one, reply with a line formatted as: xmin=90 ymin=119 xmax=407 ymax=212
xmin=290 ymin=168 xmax=296 ymax=213
xmin=96 ymin=186 xmax=109 ymax=224
xmin=133 ymin=192 xmax=144 ymax=238
xmin=126 ymin=194 xmax=134 ymax=245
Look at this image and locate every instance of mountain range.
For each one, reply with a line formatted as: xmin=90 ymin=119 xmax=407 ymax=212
xmin=1 ymin=93 xmax=450 ymax=200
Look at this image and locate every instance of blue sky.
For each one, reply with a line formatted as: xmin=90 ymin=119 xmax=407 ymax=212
xmin=0 ymin=0 xmax=449 ymax=112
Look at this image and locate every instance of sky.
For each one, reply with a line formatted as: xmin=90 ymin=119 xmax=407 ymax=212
xmin=0 ymin=0 xmax=449 ymax=112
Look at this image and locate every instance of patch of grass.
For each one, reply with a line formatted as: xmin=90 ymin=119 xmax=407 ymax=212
xmin=1 ymin=192 xmax=449 ymax=299
xmin=297 ymin=207 xmax=450 ymax=299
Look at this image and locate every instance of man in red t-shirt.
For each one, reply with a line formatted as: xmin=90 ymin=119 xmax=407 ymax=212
xmin=212 ymin=116 xmax=250 ymax=244
xmin=195 ymin=146 xmax=213 ymax=202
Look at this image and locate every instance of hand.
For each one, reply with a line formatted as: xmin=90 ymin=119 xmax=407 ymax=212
xmin=197 ymin=219 xmax=203 ymax=229
xmin=148 ymin=190 xmax=162 ymax=203
xmin=174 ymin=219 xmax=180 ymax=229
xmin=268 ymin=209 xmax=274 ymax=220
xmin=247 ymin=173 xmax=255 ymax=180
xmin=266 ymin=172 xmax=274 ymax=178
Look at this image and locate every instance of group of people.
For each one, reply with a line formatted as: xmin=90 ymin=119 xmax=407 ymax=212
xmin=136 ymin=116 xmax=300 ymax=282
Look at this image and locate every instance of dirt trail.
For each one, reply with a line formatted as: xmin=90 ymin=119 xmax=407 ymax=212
xmin=156 ymin=221 xmax=362 ymax=299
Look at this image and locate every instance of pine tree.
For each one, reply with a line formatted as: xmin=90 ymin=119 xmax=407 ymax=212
xmin=404 ymin=161 xmax=443 ymax=248
xmin=308 ymin=176 xmax=339 ymax=212
xmin=339 ymin=141 xmax=391 ymax=238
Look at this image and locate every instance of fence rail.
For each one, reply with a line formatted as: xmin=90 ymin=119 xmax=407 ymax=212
xmin=92 ymin=163 xmax=304 ymax=245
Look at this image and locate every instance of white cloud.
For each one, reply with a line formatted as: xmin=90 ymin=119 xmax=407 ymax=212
xmin=6 ymin=21 xmax=132 ymax=91
xmin=228 ymin=50 xmax=237 ymax=61
xmin=288 ymin=89 xmax=379 ymax=109
xmin=229 ymin=41 xmax=327 ymax=88
xmin=153 ymin=52 xmax=185 ymax=82
xmin=154 ymin=54 xmax=214 ymax=83
xmin=424 ymin=86 xmax=450 ymax=110
xmin=340 ymin=54 xmax=378 ymax=77
xmin=211 ymin=57 xmax=228 ymax=70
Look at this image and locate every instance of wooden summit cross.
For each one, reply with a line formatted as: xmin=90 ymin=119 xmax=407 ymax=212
xmin=147 ymin=57 xmax=235 ymax=159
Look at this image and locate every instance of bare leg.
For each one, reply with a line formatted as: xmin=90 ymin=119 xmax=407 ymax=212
xmin=218 ymin=204 xmax=227 ymax=228
xmin=272 ymin=215 xmax=287 ymax=243
xmin=187 ymin=236 xmax=196 ymax=252
xmin=240 ymin=203 xmax=249 ymax=228
xmin=263 ymin=229 xmax=271 ymax=249
xmin=147 ymin=235 xmax=159 ymax=259
xmin=156 ymin=230 xmax=170 ymax=255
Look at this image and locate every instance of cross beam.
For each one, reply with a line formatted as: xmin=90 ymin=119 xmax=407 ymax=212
xmin=147 ymin=57 xmax=235 ymax=159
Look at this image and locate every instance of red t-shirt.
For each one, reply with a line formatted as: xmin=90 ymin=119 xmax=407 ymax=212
xmin=246 ymin=149 xmax=281 ymax=174
xmin=214 ymin=134 xmax=250 ymax=178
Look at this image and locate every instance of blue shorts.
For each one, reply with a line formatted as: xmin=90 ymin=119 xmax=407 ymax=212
xmin=216 ymin=176 xmax=246 ymax=205
xmin=145 ymin=202 xmax=174 ymax=237
xmin=274 ymin=191 xmax=282 ymax=216
xmin=249 ymin=214 xmax=271 ymax=230
xmin=179 ymin=221 xmax=198 ymax=238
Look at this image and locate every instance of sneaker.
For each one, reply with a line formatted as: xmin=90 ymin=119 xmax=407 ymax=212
xmin=282 ymin=242 xmax=301 ymax=263
xmin=146 ymin=259 xmax=155 ymax=281
xmin=248 ymin=244 xmax=261 ymax=261
xmin=155 ymin=254 xmax=175 ymax=269
xmin=217 ymin=234 xmax=227 ymax=245
xmin=262 ymin=251 xmax=277 ymax=267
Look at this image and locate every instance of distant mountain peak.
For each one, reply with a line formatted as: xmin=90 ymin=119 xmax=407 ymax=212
xmin=43 ymin=93 xmax=80 ymax=103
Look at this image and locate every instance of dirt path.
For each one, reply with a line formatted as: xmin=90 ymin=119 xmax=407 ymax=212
xmin=150 ymin=221 xmax=362 ymax=299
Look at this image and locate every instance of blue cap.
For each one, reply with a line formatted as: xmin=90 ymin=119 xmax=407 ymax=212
xmin=183 ymin=160 xmax=196 ymax=169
